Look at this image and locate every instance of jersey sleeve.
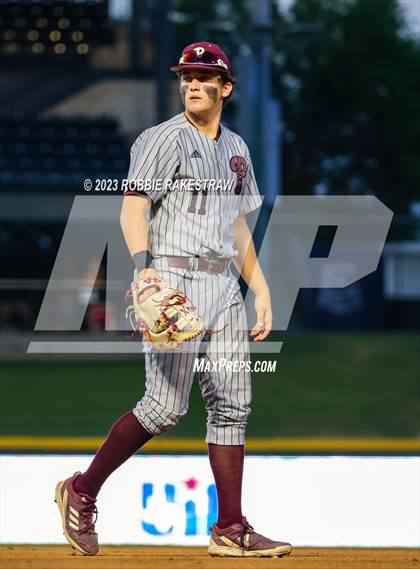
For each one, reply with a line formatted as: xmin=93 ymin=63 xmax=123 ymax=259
xmin=125 ymin=127 xmax=179 ymax=203
xmin=238 ymin=145 xmax=263 ymax=215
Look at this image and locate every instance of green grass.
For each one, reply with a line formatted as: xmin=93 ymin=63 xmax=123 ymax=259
xmin=1 ymin=333 xmax=419 ymax=438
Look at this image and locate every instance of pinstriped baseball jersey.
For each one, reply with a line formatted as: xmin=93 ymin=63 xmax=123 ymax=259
xmin=126 ymin=112 xmax=262 ymax=259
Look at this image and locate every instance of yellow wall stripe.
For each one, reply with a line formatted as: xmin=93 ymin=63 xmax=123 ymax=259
xmin=0 ymin=436 xmax=419 ymax=453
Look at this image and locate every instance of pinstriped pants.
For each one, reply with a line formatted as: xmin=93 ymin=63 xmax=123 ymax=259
xmin=133 ymin=257 xmax=251 ymax=445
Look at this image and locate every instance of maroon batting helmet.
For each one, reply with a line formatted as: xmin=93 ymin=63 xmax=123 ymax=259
xmin=170 ymin=41 xmax=234 ymax=82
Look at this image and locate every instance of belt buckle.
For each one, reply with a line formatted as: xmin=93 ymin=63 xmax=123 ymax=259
xmin=207 ymin=259 xmax=219 ymax=274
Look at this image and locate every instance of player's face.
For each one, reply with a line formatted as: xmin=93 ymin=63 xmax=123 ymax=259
xmin=180 ymin=70 xmax=232 ymax=113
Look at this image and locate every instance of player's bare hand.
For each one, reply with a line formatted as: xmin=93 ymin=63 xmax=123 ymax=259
xmin=250 ymin=291 xmax=272 ymax=341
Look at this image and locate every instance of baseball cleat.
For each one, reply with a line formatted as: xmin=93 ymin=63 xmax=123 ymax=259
xmin=55 ymin=472 xmax=99 ymax=555
xmin=208 ymin=517 xmax=292 ymax=558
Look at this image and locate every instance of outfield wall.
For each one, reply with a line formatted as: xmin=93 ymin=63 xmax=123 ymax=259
xmin=1 ymin=455 xmax=419 ymax=547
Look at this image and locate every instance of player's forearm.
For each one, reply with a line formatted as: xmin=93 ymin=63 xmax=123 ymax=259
xmin=233 ymin=217 xmax=269 ymax=296
xmin=120 ymin=196 xmax=150 ymax=256
xmin=235 ymin=246 xmax=269 ymax=296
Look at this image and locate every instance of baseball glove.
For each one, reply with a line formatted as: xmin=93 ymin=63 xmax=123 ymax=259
xmin=126 ymin=274 xmax=204 ymax=350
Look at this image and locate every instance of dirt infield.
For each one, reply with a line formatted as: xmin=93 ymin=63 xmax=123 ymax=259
xmin=0 ymin=546 xmax=418 ymax=569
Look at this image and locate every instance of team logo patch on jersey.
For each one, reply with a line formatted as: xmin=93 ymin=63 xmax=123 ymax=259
xmin=190 ymin=149 xmax=202 ymax=158
xmin=229 ymin=155 xmax=248 ymax=195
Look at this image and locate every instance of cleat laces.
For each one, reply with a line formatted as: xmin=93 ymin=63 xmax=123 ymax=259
xmin=79 ymin=497 xmax=98 ymax=535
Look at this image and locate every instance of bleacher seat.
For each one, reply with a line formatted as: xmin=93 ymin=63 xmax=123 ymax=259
xmin=0 ymin=116 xmax=129 ymax=191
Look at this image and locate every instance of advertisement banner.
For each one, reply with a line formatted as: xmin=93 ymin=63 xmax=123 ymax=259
xmin=1 ymin=455 xmax=418 ymax=547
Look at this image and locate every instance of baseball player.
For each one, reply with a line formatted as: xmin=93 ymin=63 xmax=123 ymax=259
xmin=55 ymin=42 xmax=292 ymax=558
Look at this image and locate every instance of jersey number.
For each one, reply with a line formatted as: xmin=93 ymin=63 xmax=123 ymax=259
xmin=187 ymin=190 xmax=208 ymax=215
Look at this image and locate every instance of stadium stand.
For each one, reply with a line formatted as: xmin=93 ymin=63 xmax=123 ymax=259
xmin=0 ymin=116 xmax=129 ymax=191
xmin=0 ymin=0 xmax=113 ymax=63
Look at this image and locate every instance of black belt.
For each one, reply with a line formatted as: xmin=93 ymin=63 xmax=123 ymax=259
xmin=165 ymin=256 xmax=231 ymax=274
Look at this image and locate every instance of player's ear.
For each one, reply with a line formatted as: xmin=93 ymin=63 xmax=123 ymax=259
xmin=222 ymin=81 xmax=233 ymax=105
xmin=223 ymin=81 xmax=233 ymax=95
